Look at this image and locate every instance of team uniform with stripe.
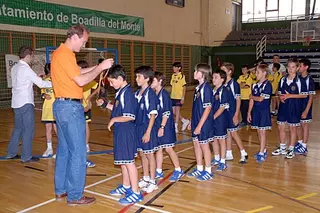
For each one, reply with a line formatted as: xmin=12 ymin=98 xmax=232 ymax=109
xmin=212 ymin=85 xmax=229 ymax=139
xmin=300 ymin=74 xmax=316 ymax=123
xmin=225 ymin=79 xmax=241 ymax=132
xmin=111 ymin=84 xmax=138 ymax=165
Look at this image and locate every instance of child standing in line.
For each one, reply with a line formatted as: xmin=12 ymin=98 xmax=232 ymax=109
xmin=272 ymin=58 xmax=308 ymax=159
xmin=270 ymin=63 xmax=282 ymax=116
xmin=211 ymin=69 xmax=229 ymax=171
xmin=170 ymin=62 xmax=190 ymax=133
xmin=237 ymin=64 xmax=253 ymax=126
xmin=221 ymin=62 xmax=248 ymax=164
xmin=151 ymin=72 xmax=185 ymax=182
xmin=97 ymin=64 xmax=143 ymax=205
xmin=41 ymin=63 xmax=57 ymax=157
xmin=187 ymin=63 xmax=214 ymax=181
xmin=135 ymin=66 xmax=159 ymax=193
xmin=247 ymin=64 xmax=272 ymax=163
xmin=295 ymin=58 xmax=315 ymax=155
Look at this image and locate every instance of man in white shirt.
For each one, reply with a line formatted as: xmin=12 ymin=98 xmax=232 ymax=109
xmin=268 ymin=54 xmax=286 ymax=76
xmin=6 ymin=46 xmax=52 ymax=163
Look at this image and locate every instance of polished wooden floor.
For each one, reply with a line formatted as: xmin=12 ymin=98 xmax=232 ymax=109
xmin=1 ymin=90 xmax=320 ymax=213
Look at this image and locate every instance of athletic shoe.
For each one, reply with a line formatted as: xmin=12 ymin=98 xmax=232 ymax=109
xmin=42 ymin=148 xmax=53 ymax=157
xmin=256 ymin=154 xmax=266 ymax=163
xmin=187 ymin=168 xmax=202 ymax=178
xmin=109 ymin=185 xmax=132 ymax=196
xmin=226 ymin=154 xmax=234 ymax=161
xmin=272 ymin=146 xmax=287 ymax=156
xmin=285 ymin=149 xmax=295 ymax=159
xmin=211 ymin=158 xmax=220 ymax=166
xmin=181 ymin=119 xmax=190 ymax=131
xmin=169 ymin=170 xmax=184 ymax=182
xmin=254 ymin=151 xmax=268 ymax=159
xmin=294 ymin=143 xmax=308 ymax=155
xmin=155 ymin=171 xmax=164 ymax=179
xmin=138 ymin=178 xmax=149 ymax=188
xmin=142 ymin=182 xmax=158 ymax=193
xmin=216 ymin=162 xmax=227 ymax=171
xmin=196 ymin=171 xmax=213 ymax=181
xmin=86 ymin=160 xmax=96 ymax=168
xmin=119 ymin=191 xmax=143 ymax=205
xmin=239 ymin=154 xmax=248 ymax=164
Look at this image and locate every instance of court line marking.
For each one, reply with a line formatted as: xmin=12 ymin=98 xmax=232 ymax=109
xmin=295 ymin=192 xmax=318 ymax=201
xmin=84 ymin=190 xmax=171 ymax=213
xmin=16 ymin=145 xmax=193 ymax=213
xmin=245 ymin=205 xmax=274 ymax=213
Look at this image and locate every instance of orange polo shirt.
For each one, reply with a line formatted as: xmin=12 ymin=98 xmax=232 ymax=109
xmin=51 ymin=43 xmax=83 ymax=99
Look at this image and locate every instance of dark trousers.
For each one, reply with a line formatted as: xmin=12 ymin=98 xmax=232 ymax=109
xmin=240 ymin=100 xmax=250 ymax=124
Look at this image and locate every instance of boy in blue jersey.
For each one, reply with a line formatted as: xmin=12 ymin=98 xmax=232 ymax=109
xmin=272 ymin=58 xmax=308 ymax=159
xmin=151 ymin=72 xmax=184 ymax=182
xmin=247 ymin=64 xmax=272 ymax=163
xmin=295 ymin=58 xmax=315 ymax=155
xmin=135 ymin=66 xmax=159 ymax=193
xmin=97 ymin=65 xmax=143 ymax=205
xmin=221 ymin=62 xmax=248 ymax=164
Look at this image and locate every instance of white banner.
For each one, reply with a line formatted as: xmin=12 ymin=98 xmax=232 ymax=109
xmin=5 ymin=54 xmax=19 ymax=88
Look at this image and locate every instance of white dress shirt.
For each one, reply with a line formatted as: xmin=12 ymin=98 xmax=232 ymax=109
xmin=268 ymin=63 xmax=286 ymax=76
xmin=11 ymin=60 xmax=52 ymax=108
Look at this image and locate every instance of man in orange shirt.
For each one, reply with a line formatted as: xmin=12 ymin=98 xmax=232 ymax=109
xmin=51 ymin=24 xmax=114 ymax=206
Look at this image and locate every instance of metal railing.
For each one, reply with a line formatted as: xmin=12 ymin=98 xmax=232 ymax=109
xmin=244 ymin=14 xmax=320 ymax=23
xmin=256 ymin=35 xmax=267 ymax=59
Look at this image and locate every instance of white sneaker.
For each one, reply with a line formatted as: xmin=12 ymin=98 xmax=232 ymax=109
xmin=181 ymin=119 xmax=190 ymax=131
xmin=42 ymin=148 xmax=53 ymax=157
xmin=226 ymin=155 xmax=234 ymax=161
xmin=52 ymin=154 xmax=56 ymax=159
xmin=175 ymin=123 xmax=179 ymax=133
xmin=142 ymin=182 xmax=158 ymax=193
xmin=138 ymin=178 xmax=149 ymax=188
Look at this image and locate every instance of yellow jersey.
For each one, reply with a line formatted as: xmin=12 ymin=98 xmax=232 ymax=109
xmin=83 ymin=81 xmax=98 ymax=108
xmin=250 ymin=72 xmax=257 ymax=84
xmin=237 ymin=74 xmax=253 ymax=100
xmin=271 ymin=71 xmax=282 ymax=94
xmin=41 ymin=77 xmax=55 ymax=121
xmin=170 ymin=72 xmax=186 ymax=99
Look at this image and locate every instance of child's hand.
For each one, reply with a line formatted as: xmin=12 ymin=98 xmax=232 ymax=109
xmin=194 ymin=126 xmax=201 ymax=135
xmin=301 ymin=110 xmax=308 ymax=119
xmin=280 ymin=91 xmax=291 ymax=101
xmin=187 ymin=121 xmax=191 ymax=130
xmin=96 ymin=99 xmax=104 ymax=106
xmin=107 ymin=118 xmax=114 ymax=131
xmin=44 ymin=94 xmax=51 ymax=100
xmin=233 ymin=114 xmax=239 ymax=126
xmin=84 ymin=101 xmax=92 ymax=112
xmin=180 ymin=99 xmax=185 ymax=105
xmin=247 ymin=114 xmax=252 ymax=123
xmin=142 ymin=132 xmax=150 ymax=143
xmin=158 ymin=128 xmax=164 ymax=137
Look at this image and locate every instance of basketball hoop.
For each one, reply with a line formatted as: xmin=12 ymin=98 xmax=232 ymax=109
xmin=303 ymin=37 xmax=312 ymax=46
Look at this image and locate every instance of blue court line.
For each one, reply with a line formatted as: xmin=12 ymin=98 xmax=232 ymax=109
xmin=0 ymin=138 xmax=192 ymax=161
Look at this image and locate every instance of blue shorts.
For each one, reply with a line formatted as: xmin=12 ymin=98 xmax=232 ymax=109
xmin=227 ymin=111 xmax=239 ymax=132
xmin=213 ymin=113 xmax=228 ymax=139
xmin=277 ymin=103 xmax=301 ymax=126
xmin=251 ymin=108 xmax=271 ymax=130
xmin=171 ymin=99 xmax=183 ymax=107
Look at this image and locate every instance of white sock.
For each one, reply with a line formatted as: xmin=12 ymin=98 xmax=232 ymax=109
xmin=181 ymin=118 xmax=187 ymax=122
xmin=264 ymin=148 xmax=267 ymax=153
xmin=289 ymin=145 xmax=294 ymax=150
xmin=156 ymin=168 xmax=162 ymax=173
xmin=86 ymin=144 xmax=90 ymax=152
xmin=240 ymin=149 xmax=247 ymax=156
xmin=215 ymin=154 xmax=220 ymax=161
xmin=197 ymin=165 xmax=203 ymax=171
xmin=220 ymin=159 xmax=226 ymax=164
xmin=149 ymin=179 xmax=156 ymax=184
xmin=47 ymin=141 xmax=52 ymax=149
xmin=123 ymin=185 xmax=131 ymax=189
xmin=280 ymin=143 xmax=286 ymax=150
xmin=174 ymin=167 xmax=181 ymax=172
xmin=175 ymin=123 xmax=178 ymax=128
xmin=205 ymin=166 xmax=212 ymax=173
xmin=259 ymin=152 xmax=264 ymax=155
xmin=298 ymin=140 xmax=303 ymax=144
xmin=226 ymin=150 xmax=233 ymax=156
xmin=302 ymin=143 xmax=307 ymax=148
xmin=143 ymin=176 xmax=150 ymax=181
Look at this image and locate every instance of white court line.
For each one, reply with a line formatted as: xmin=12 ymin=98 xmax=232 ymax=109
xmin=16 ymin=145 xmax=193 ymax=213
xmin=85 ymin=189 xmax=172 ymax=213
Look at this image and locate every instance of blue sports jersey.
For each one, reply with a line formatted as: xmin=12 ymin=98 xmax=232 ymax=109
xmin=252 ymin=80 xmax=272 ymax=109
xmin=212 ymin=85 xmax=229 ymax=116
xmin=225 ymin=78 xmax=241 ymax=116
xmin=135 ymin=86 xmax=158 ymax=125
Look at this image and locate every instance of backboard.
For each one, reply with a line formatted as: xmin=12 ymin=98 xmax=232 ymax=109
xmin=291 ymin=19 xmax=320 ymax=43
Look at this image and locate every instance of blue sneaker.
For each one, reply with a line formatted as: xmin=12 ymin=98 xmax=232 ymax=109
xmin=109 ymin=185 xmax=132 ymax=196
xmin=187 ymin=168 xmax=202 ymax=178
xmin=155 ymin=171 xmax=164 ymax=179
xmin=294 ymin=143 xmax=308 ymax=155
xmin=169 ymin=170 xmax=184 ymax=182
xmin=216 ymin=162 xmax=227 ymax=171
xmin=254 ymin=151 xmax=268 ymax=159
xmin=86 ymin=160 xmax=96 ymax=168
xmin=256 ymin=154 xmax=266 ymax=163
xmin=196 ymin=171 xmax=213 ymax=181
xmin=211 ymin=158 xmax=220 ymax=166
xmin=119 ymin=191 xmax=143 ymax=205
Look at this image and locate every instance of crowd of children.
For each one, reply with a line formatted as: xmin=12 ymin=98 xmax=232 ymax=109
xmin=39 ymin=56 xmax=314 ymax=205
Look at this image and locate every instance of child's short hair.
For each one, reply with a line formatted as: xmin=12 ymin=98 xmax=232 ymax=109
xmin=214 ymin=69 xmax=227 ymax=85
xmin=172 ymin=62 xmax=182 ymax=69
xmin=44 ymin=63 xmax=51 ymax=75
xmin=299 ymin=58 xmax=311 ymax=71
xmin=135 ymin=65 xmax=154 ymax=84
xmin=273 ymin=63 xmax=280 ymax=71
xmin=107 ymin=64 xmax=126 ymax=81
xmin=77 ymin=60 xmax=89 ymax=69
xmin=257 ymin=64 xmax=268 ymax=77
xmin=222 ymin=62 xmax=235 ymax=75
xmin=195 ymin=63 xmax=212 ymax=81
xmin=154 ymin=71 xmax=166 ymax=86
xmin=242 ymin=64 xmax=249 ymax=69
xmin=287 ymin=58 xmax=299 ymax=67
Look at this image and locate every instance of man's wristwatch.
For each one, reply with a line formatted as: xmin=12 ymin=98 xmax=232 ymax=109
xmin=160 ymin=125 xmax=165 ymax=129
